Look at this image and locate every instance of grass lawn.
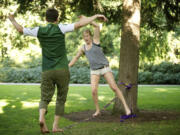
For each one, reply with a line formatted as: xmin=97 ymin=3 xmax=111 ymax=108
xmin=0 ymin=85 xmax=180 ymax=135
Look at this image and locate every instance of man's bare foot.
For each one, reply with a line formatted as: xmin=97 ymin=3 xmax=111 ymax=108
xmin=39 ymin=122 xmax=49 ymax=134
xmin=52 ymin=127 xmax=64 ymax=133
xmin=92 ymin=111 xmax=101 ymax=117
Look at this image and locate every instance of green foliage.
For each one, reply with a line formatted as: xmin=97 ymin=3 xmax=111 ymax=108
xmin=153 ymin=72 xmax=166 ymax=84
xmin=140 ymin=27 xmax=169 ymax=62
xmin=0 ymin=55 xmax=42 ymax=68
xmin=0 ymin=0 xmax=179 ymax=63
xmin=138 ymin=71 xmax=153 ymax=84
xmin=70 ymin=67 xmax=90 ymax=84
xmin=0 ymin=61 xmax=179 ymax=84
xmin=0 ymin=57 xmax=16 ymax=67
xmin=141 ymin=62 xmax=180 ymax=74
xmin=0 ymin=66 xmax=41 ymax=83
xmin=0 ymin=0 xmax=179 ymax=85
xmin=139 ymin=62 xmax=180 ymax=84
xmin=141 ymin=0 xmax=180 ymax=31
xmin=2 ymin=0 xmax=179 ymax=31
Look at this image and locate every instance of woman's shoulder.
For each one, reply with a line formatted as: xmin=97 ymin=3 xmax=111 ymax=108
xmin=80 ymin=44 xmax=86 ymax=52
xmin=93 ymin=42 xmax=100 ymax=47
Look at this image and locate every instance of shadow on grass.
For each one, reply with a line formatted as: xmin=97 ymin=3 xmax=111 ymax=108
xmin=0 ymin=99 xmax=40 ymax=135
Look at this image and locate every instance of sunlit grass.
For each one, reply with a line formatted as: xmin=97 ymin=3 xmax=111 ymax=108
xmin=21 ymin=101 xmax=39 ymax=109
xmin=0 ymin=100 xmax=9 ymax=114
xmin=0 ymin=85 xmax=180 ymax=135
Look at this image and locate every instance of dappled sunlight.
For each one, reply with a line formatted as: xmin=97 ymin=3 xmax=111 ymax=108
xmin=99 ymin=95 xmax=113 ymax=102
xmin=9 ymin=46 xmax=41 ymax=65
xmin=69 ymin=94 xmax=86 ymax=98
xmin=65 ymin=102 xmax=75 ymax=107
xmin=154 ymin=88 xmax=171 ymax=93
xmin=79 ymin=97 xmax=87 ymax=101
xmin=167 ymin=31 xmax=180 ymax=63
xmin=10 ymin=49 xmax=27 ymax=64
xmin=21 ymin=101 xmax=39 ymax=109
xmin=11 ymin=105 xmax=16 ymax=108
xmin=124 ymin=0 xmax=140 ymax=43
xmin=0 ymin=99 xmax=9 ymax=114
xmin=49 ymin=101 xmax=55 ymax=106
xmin=144 ymin=87 xmax=180 ymax=94
xmin=65 ymin=102 xmax=71 ymax=107
xmin=154 ymin=88 xmax=168 ymax=92
xmin=22 ymin=92 xmax=27 ymax=95
xmin=108 ymin=56 xmax=119 ymax=68
xmin=68 ymin=93 xmax=87 ymax=100
xmin=29 ymin=43 xmax=41 ymax=53
xmin=2 ymin=4 xmax=18 ymax=16
xmin=21 ymin=100 xmax=56 ymax=109
xmin=99 ymin=95 xmax=105 ymax=101
xmin=128 ymin=8 xmax=140 ymax=42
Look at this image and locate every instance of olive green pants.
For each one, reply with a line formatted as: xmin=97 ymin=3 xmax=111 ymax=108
xmin=39 ymin=68 xmax=70 ymax=116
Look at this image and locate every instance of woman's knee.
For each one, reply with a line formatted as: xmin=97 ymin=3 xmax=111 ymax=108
xmin=110 ymin=85 xmax=118 ymax=92
xmin=92 ymin=88 xmax=98 ymax=96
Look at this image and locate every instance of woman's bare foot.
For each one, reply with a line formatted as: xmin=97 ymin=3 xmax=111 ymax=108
xmin=126 ymin=109 xmax=131 ymax=115
xmin=92 ymin=110 xmax=101 ymax=117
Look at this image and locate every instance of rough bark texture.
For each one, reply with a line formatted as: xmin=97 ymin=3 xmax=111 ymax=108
xmin=113 ymin=0 xmax=141 ymax=114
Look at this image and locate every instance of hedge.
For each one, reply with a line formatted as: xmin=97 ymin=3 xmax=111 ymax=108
xmin=0 ymin=62 xmax=179 ymax=84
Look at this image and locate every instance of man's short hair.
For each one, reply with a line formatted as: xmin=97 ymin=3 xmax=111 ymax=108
xmin=83 ymin=29 xmax=93 ymax=36
xmin=46 ymin=8 xmax=59 ymax=22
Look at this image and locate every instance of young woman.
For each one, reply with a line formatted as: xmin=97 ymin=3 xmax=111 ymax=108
xmin=69 ymin=16 xmax=131 ymax=117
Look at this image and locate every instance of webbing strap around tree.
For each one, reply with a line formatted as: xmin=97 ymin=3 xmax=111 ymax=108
xmin=119 ymin=82 xmax=135 ymax=90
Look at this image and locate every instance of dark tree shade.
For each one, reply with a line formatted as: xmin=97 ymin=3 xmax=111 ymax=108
xmin=141 ymin=0 xmax=180 ymax=31
xmin=1 ymin=0 xmax=179 ymax=31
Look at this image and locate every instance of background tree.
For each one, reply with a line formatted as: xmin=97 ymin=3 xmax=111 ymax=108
xmin=113 ymin=0 xmax=141 ymax=113
xmin=0 ymin=0 xmax=179 ymax=62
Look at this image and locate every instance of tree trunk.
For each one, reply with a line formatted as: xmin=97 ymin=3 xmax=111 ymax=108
xmin=113 ymin=0 xmax=141 ymax=114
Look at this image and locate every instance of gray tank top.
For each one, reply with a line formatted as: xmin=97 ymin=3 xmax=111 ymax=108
xmin=84 ymin=43 xmax=109 ymax=70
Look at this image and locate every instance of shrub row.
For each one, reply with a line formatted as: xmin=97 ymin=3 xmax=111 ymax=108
xmin=0 ymin=66 xmax=41 ymax=83
xmin=0 ymin=62 xmax=179 ymax=84
xmin=139 ymin=62 xmax=180 ymax=74
xmin=138 ymin=71 xmax=180 ymax=84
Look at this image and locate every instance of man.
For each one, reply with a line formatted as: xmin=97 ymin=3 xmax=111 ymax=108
xmin=8 ymin=8 xmax=107 ymax=133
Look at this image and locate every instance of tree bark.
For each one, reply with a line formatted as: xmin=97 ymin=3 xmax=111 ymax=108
xmin=113 ymin=0 xmax=141 ymax=114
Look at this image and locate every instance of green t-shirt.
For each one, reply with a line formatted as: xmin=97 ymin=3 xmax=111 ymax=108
xmin=23 ymin=23 xmax=74 ymax=72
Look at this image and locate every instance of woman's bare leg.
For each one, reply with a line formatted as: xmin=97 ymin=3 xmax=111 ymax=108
xmin=91 ymin=74 xmax=100 ymax=117
xmin=104 ymin=72 xmax=131 ymax=115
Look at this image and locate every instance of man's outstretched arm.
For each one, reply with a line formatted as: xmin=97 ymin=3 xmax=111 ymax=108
xmin=74 ymin=14 xmax=107 ymax=30
xmin=8 ymin=14 xmax=23 ymax=33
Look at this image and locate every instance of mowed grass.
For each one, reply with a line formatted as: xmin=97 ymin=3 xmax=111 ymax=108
xmin=0 ymin=85 xmax=180 ymax=135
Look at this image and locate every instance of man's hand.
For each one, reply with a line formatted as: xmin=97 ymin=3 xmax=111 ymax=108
xmin=8 ymin=14 xmax=15 ymax=21
xmin=79 ymin=14 xmax=108 ymax=22
xmin=95 ymin=14 xmax=108 ymax=22
xmin=78 ymin=15 xmax=87 ymax=20
xmin=74 ymin=14 xmax=107 ymax=30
